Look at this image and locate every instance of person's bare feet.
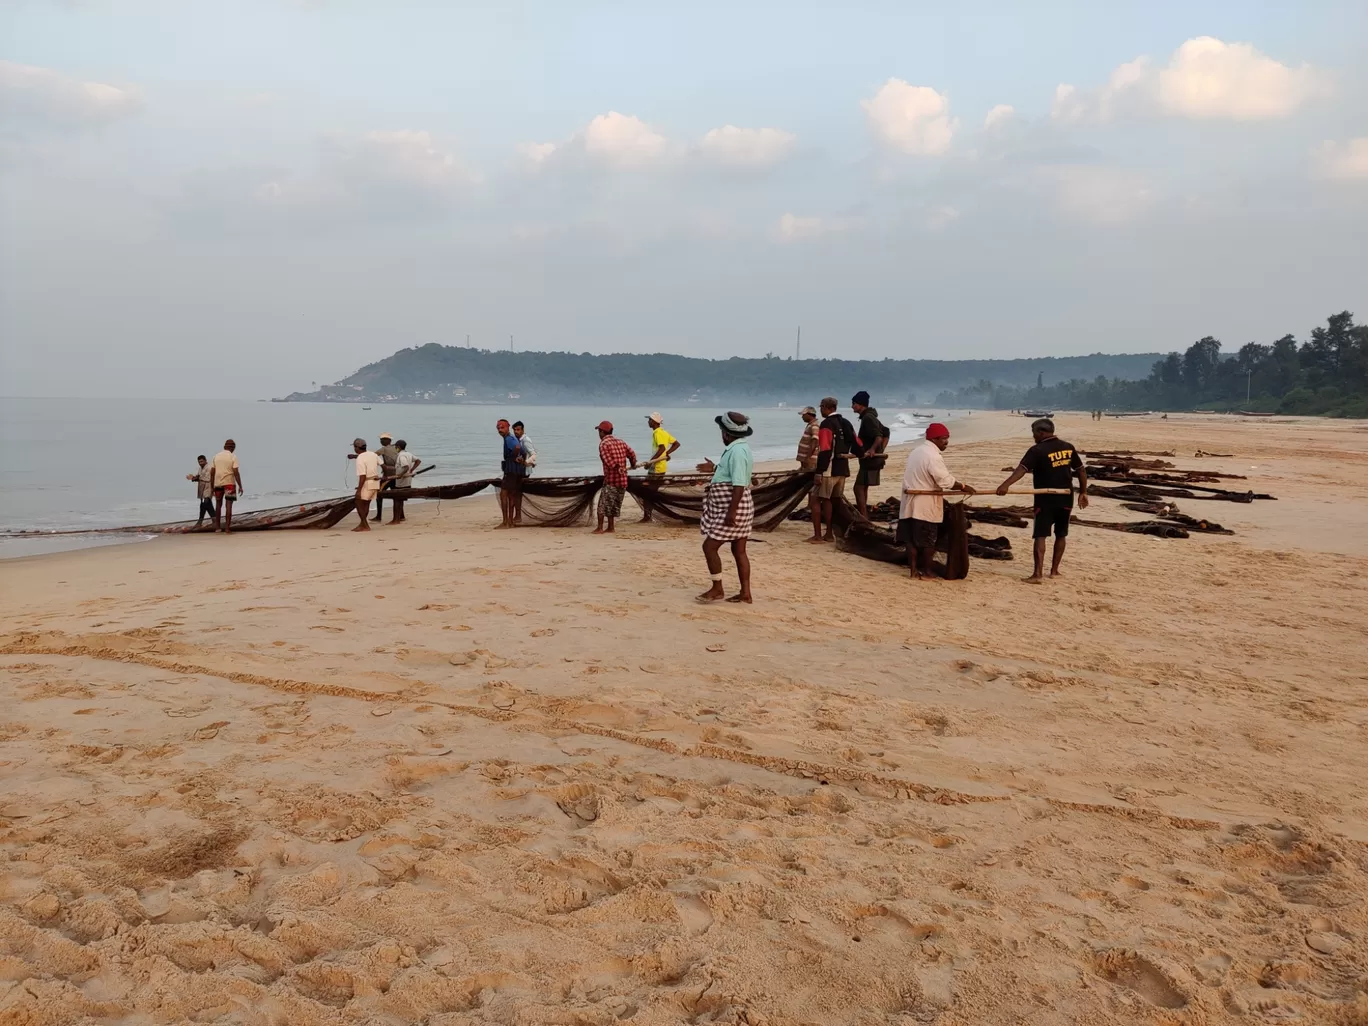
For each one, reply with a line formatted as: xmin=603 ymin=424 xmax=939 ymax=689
xmin=351 ymin=524 xmax=370 ymax=532
xmin=592 ymin=528 xmax=605 ymax=535
xmin=1049 ymin=570 xmax=1064 ymax=578
xmin=696 ymin=587 xmax=725 ymax=603
xmin=726 ymin=593 xmax=752 ymax=603
xmin=805 ymin=536 xmax=826 ymax=544
xmin=1023 ymin=574 xmax=1043 ymax=584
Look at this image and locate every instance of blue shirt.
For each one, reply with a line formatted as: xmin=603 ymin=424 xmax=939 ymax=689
xmin=501 ymin=433 xmax=522 ymax=474
xmin=711 ymin=439 xmax=753 ymax=488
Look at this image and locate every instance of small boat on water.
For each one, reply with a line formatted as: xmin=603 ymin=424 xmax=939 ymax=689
xmin=1022 ymin=410 xmax=1053 ymax=418
xmin=362 ymin=406 xmax=372 ymax=410
xmin=1236 ymin=410 xmax=1276 ymax=417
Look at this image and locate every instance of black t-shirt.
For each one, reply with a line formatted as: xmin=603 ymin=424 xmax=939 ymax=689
xmin=856 ymin=408 xmax=888 ymax=463
xmin=817 ymin=414 xmax=855 ymax=477
xmin=1020 ymin=437 xmax=1083 ymax=507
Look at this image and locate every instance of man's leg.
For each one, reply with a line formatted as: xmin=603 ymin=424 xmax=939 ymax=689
xmin=809 ymin=488 xmax=823 ymax=539
xmin=853 ymin=471 xmax=868 ymax=518
xmin=698 ymin=538 xmax=725 ymax=601
xmin=1028 ymin=537 xmax=1047 ymax=582
xmin=223 ymin=497 xmax=233 ymax=534
xmin=1050 ymin=537 xmax=1067 ymax=576
xmin=727 ymin=539 xmax=752 ymax=602
xmin=605 ymin=515 xmax=615 ymax=533
xmin=353 ymin=495 xmax=371 ymax=531
xmin=372 ymin=490 xmax=383 ymax=522
xmin=388 ymin=493 xmax=405 ymax=525
xmin=512 ymin=483 xmax=523 ymax=524
xmin=918 ymin=545 xmax=939 ymax=579
xmin=213 ymin=493 xmax=223 ymax=531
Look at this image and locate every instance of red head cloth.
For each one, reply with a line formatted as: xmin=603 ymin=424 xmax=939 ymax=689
xmin=596 ymin=420 xmax=614 ymax=434
xmin=925 ymin=422 xmax=950 ymax=440
xmin=496 ymin=419 xmax=510 ymax=430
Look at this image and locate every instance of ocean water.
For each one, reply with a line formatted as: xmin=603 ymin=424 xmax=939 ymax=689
xmin=0 ymin=398 xmax=929 ymax=556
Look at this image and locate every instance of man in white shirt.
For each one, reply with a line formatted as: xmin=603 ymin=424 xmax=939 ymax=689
xmin=898 ymin=422 xmax=974 ymax=579
xmin=351 ymin=437 xmax=382 ymax=532
xmin=388 ymin=439 xmax=421 ymax=525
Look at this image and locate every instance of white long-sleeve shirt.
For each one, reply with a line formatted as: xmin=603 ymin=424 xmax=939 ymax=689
xmin=900 ymin=440 xmax=957 ymax=522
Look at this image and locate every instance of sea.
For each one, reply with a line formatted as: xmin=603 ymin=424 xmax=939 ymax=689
xmin=0 ymin=398 xmax=931 ymax=558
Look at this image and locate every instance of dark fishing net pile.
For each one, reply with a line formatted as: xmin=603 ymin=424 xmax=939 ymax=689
xmin=830 ymin=497 xmax=974 ymax=579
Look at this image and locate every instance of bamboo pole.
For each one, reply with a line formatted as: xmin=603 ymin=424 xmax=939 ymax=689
xmin=903 ymin=488 xmax=1072 ymax=496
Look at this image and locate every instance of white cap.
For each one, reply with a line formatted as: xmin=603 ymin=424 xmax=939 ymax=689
xmin=646 ymin=412 xmax=663 ymax=424
xmin=379 ymin=431 xmax=392 ymax=439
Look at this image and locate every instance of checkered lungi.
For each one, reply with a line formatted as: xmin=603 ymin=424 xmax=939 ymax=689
xmin=700 ymin=481 xmax=754 ymax=542
xmin=597 ymin=484 xmax=626 ymax=518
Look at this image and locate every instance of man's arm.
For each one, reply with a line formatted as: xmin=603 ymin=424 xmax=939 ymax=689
xmin=665 ymin=440 xmax=680 ymax=460
xmin=649 ymin=445 xmax=666 ymax=465
xmin=815 ymin=426 xmax=833 ymax=474
xmin=996 ymin=465 xmax=1028 ymax=495
xmin=625 ymin=444 xmax=638 ymax=470
xmin=1076 ymin=465 xmax=1089 ymax=508
xmin=209 ymin=467 xmax=217 ymax=489
xmin=932 ymin=458 xmax=976 ymax=496
xmin=233 ymin=461 xmax=243 ymax=490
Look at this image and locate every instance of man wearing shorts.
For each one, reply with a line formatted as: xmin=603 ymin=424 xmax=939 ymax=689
xmin=851 ymin=390 xmax=889 ymax=518
xmin=351 ymin=437 xmax=382 ymax=531
xmin=594 ymin=420 xmax=637 ymax=534
xmin=208 ymin=440 xmax=243 ymax=534
xmin=496 ymin=419 xmax=523 ymax=528
xmin=898 ymin=422 xmax=974 ymax=579
xmin=996 ymin=418 xmax=1088 ymax=583
xmin=809 ymin=397 xmax=854 ymax=543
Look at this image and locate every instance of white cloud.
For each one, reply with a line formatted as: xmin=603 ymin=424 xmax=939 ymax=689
xmin=0 ymin=59 xmax=140 ymax=124
xmin=1051 ymin=37 xmax=1326 ymax=123
xmin=582 ymin=111 xmax=668 ymax=168
xmin=777 ymin=213 xmax=825 ymax=241
xmin=1051 ymin=166 xmax=1154 ymax=223
xmin=1157 ymin=37 xmax=1326 ymax=120
xmin=697 ymin=125 xmax=796 ymax=167
xmin=861 ymin=79 xmax=958 ymax=155
xmin=1316 ymin=138 xmax=1368 ymax=181
xmin=984 ymin=104 xmax=1014 ymax=130
xmin=335 ymin=130 xmax=471 ymax=190
xmin=518 ymin=141 xmax=558 ymax=165
xmin=928 ymin=206 xmax=960 ymax=230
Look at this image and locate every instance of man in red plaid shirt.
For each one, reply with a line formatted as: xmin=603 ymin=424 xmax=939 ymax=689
xmin=594 ymin=420 xmax=637 ymax=534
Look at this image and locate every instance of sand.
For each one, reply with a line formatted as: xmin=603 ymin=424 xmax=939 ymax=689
xmin=2 ymin=410 xmax=1366 ymax=1025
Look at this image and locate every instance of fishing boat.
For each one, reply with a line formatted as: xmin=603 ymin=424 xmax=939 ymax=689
xmin=362 ymin=406 xmax=372 ymax=410
xmin=1236 ymin=410 xmax=1276 ymax=417
xmin=1022 ymin=410 xmax=1053 ymax=418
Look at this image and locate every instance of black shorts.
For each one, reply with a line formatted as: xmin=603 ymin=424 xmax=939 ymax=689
xmin=855 ymin=457 xmax=886 ymax=488
xmin=500 ymin=472 xmax=523 ymax=494
xmin=1033 ymin=506 xmax=1073 ymax=539
xmin=896 ymin=518 xmax=939 ymax=548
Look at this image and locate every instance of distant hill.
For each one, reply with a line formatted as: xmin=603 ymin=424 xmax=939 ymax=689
xmin=277 ymin=344 xmax=1163 ymax=404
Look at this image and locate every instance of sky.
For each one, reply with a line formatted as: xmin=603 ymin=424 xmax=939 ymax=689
xmin=1 ymin=1 xmax=1366 ymax=398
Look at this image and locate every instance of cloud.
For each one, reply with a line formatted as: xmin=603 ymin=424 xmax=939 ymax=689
xmin=927 ymin=205 xmax=960 ymax=230
xmin=1050 ymin=166 xmax=1154 ymax=223
xmin=0 ymin=59 xmax=141 ymax=125
xmin=1157 ymin=37 xmax=1326 ymax=120
xmin=696 ymin=125 xmax=796 ymax=167
xmin=332 ymin=130 xmax=472 ymax=191
xmin=984 ymin=104 xmax=1014 ymax=130
xmin=582 ymin=111 xmax=668 ymax=168
xmin=518 ymin=141 xmax=558 ymax=165
xmin=1316 ymin=138 xmax=1368 ymax=181
xmin=776 ymin=212 xmax=860 ymax=242
xmin=1051 ymin=37 xmax=1326 ymax=123
xmin=861 ymin=79 xmax=958 ymax=155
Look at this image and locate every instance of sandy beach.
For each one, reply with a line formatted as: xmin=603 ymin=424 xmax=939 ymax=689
xmin=2 ymin=409 xmax=1366 ymax=1025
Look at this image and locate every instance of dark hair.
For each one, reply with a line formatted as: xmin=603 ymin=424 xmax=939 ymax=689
xmin=1032 ymin=418 xmax=1055 ymax=434
xmin=395 ymin=439 xmax=406 ymax=448
xmin=512 ymin=421 xmax=524 ymax=429
xmin=197 ymin=454 xmax=206 ymax=460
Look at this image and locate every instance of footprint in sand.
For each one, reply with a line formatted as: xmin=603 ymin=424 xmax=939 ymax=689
xmin=1093 ymin=949 xmax=1188 ymax=1009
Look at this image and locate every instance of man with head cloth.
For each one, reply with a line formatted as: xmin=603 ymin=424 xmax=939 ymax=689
xmin=351 ymin=437 xmax=382 ymax=532
xmin=696 ymin=412 xmax=755 ymax=603
xmin=898 ymin=423 xmax=975 ymax=579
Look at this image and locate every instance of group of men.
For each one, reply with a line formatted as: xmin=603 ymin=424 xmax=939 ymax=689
xmin=349 ymin=432 xmax=422 ymax=531
xmin=795 ymin=391 xmax=892 ymax=543
xmin=187 ymin=441 xmax=244 ymax=533
xmin=495 ymin=420 xmax=537 ymax=528
xmin=588 ymin=413 xmax=680 ymax=533
xmin=889 ymin=416 xmax=1087 ymax=583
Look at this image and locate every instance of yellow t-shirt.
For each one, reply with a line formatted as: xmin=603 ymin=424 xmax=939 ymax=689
xmin=648 ymin=427 xmax=676 ymax=473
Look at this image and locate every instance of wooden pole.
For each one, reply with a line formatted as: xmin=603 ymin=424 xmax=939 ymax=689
xmin=903 ymin=488 xmax=1073 ymax=495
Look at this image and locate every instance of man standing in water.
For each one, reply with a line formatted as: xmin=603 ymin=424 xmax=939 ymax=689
xmin=996 ymin=418 xmax=1088 ymax=583
xmin=187 ymin=455 xmax=214 ymax=527
xmin=351 ymin=437 xmax=382 ymax=531
xmin=594 ymin=421 xmax=637 ymax=534
xmin=208 ymin=440 xmax=243 ymax=534
xmin=696 ymin=412 xmax=755 ymax=603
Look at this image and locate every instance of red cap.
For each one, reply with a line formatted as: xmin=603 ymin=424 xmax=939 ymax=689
xmin=496 ymin=418 xmax=510 ymax=429
xmin=925 ymin=422 xmax=950 ymax=439
xmin=596 ymin=420 xmax=614 ymax=434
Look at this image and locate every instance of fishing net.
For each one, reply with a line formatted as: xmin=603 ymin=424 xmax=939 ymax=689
xmin=830 ymin=497 xmax=973 ymax=578
xmin=626 ymin=471 xmax=815 ymax=531
xmin=515 ymin=477 xmax=607 ymax=528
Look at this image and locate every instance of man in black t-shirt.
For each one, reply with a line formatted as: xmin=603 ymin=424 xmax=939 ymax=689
xmin=996 ymin=418 xmax=1088 ymax=583
xmin=809 ymin=397 xmax=856 ymax=542
xmin=850 ymin=390 xmax=889 ymax=518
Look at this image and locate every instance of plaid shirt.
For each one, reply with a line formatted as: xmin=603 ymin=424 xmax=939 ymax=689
xmin=598 ymin=436 xmax=637 ymax=489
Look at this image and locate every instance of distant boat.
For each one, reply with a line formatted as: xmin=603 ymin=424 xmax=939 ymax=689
xmin=362 ymin=406 xmax=371 ymax=410
xmin=1236 ymin=410 xmax=1276 ymax=417
xmin=1022 ymin=409 xmax=1053 ymax=418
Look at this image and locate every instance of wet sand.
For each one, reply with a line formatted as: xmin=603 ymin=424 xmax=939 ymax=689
xmin=2 ymin=410 xmax=1366 ymax=1024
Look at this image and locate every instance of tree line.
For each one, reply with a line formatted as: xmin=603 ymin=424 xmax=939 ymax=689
xmin=935 ymin=311 xmax=1368 ymax=418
